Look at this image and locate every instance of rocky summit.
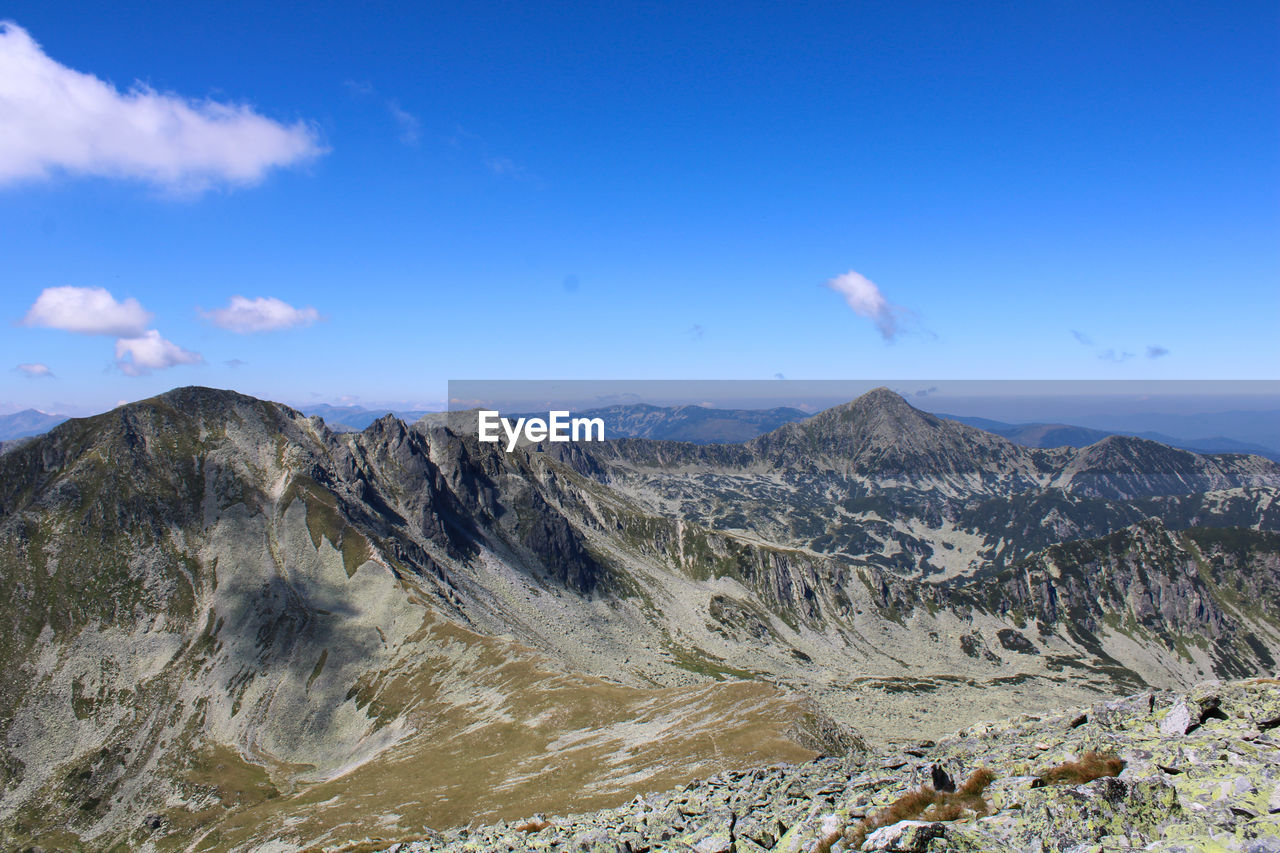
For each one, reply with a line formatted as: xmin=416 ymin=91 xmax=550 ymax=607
xmin=380 ymin=678 xmax=1280 ymax=853
xmin=0 ymin=386 xmax=1278 ymax=851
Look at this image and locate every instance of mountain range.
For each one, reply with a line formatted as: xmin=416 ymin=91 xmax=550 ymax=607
xmin=511 ymin=402 xmax=812 ymax=444
xmin=0 ymin=408 xmax=70 ymax=441
xmin=7 ymin=399 xmax=1277 ymax=460
xmin=941 ymin=413 xmax=1280 ymax=460
xmin=0 ymin=386 xmax=1277 ymax=851
xmin=298 ymin=403 xmax=437 ymax=432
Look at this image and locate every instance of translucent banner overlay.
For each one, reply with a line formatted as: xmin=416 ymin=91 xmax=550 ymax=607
xmin=443 ymin=379 xmax=1280 ymax=457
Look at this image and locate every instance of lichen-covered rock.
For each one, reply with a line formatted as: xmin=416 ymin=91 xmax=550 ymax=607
xmin=861 ymin=820 xmax=946 ymax=851
xmin=674 ymin=811 xmax=734 ymax=853
xmin=1162 ymin=699 xmax=1198 ymax=735
xmin=1020 ymin=776 xmax=1181 ymax=846
xmin=983 ymin=774 xmax=1039 ymax=811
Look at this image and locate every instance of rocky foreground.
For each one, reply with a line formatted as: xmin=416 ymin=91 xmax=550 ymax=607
xmin=378 ymin=679 xmax=1280 ymax=853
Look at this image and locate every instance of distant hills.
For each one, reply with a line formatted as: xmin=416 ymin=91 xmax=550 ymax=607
xmin=314 ymin=401 xmax=809 ymax=443
xmin=940 ymin=413 xmax=1280 ymax=460
xmin=453 ymin=402 xmax=1280 ymax=459
xmin=0 ymin=408 xmax=68 ymax=440
xmin=6 ymin=399 xmax=1278 ymax=461
xmin=513 ymin=402 xmax=811 ymax=443
xmin=298 ymin=403 xmax=435 ymax=431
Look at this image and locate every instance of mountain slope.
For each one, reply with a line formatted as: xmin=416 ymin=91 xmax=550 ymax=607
xmin=374 ymin=677 xmax=1280 ymax=853
xmin=0 ymin=389 xmax=819 ymax=852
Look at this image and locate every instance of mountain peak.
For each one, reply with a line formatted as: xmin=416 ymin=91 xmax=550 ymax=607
xmin=855 ymin=386 xmax=909 ymax=406
xmin=810 ymin=386 xmax=932 ymax=431
xmin=146 ymin=385 xmax=276 ymax=410
xmin=36 ymin=386 xmax=309 ymax=449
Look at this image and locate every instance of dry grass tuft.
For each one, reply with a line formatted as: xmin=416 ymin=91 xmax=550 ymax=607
xmin=956 ymin=766 xmax=995 ymax=797
xmin=844 ymin=767 xmax=995 ymax=849
xmin=814 ymin=826 xmax=843 ymax=853
xmin=1035 ymin=751 xmax=1124 ymax=786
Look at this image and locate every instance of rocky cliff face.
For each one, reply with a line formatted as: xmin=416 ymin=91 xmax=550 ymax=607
xmin=0 ymin=386 xmax=1277 ymax=851
xmin=949 ymin=523 xmax=1280 ymax=672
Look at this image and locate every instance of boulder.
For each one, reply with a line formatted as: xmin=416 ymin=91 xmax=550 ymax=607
xmin=860 ymin=820 xmax=947 ymax=852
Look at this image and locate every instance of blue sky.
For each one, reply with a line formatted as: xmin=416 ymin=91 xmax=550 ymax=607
xmin=1 ymin=1 xmax=1276 ymax=415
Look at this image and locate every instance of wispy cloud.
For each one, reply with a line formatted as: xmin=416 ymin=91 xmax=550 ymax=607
xmin=1073 ymin=330 xmax=1169 ymax=364
xmin=449 ymin=125 xmax=537 ymax=183
xmin=201 ymin=295 xmax=320 ymax=333
xmin=115 ymin=330 xmax=203 ymax=376
xmin=486 ymin=156 xmax=529 ymax=179
xmin=386 ymin=100 xmax=421 ymax=146
xmin=22 ymin=286 xmax=151 ymax=336
xmin=345 ymin=80 xmax=422 ymax=147
xmin=825 ymin=270 xmax=911 ymax=341
xmin=15 ymin=362 xmax=53 ymax=378
xmin=0 ymin=22 xmax=323 ymax=193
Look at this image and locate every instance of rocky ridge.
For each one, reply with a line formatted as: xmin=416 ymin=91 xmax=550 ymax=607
xmin=380 ymin=678 xmax=1280 ymax=853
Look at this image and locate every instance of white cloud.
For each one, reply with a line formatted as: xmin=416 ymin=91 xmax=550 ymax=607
xmin=824 ymin=270 xmax=909 ymax=340
xmin=0 ymin=22 xmax=323 ymax=192
xmin=114 ymin=330 xmax=203 ymax=376
xmin=22 ymin=285 xmax=152 ymax=336
xmin=202 ymin=295 xmax=320 ymax=333
xmin=15 ymin=362 xmax=53 ymax=378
